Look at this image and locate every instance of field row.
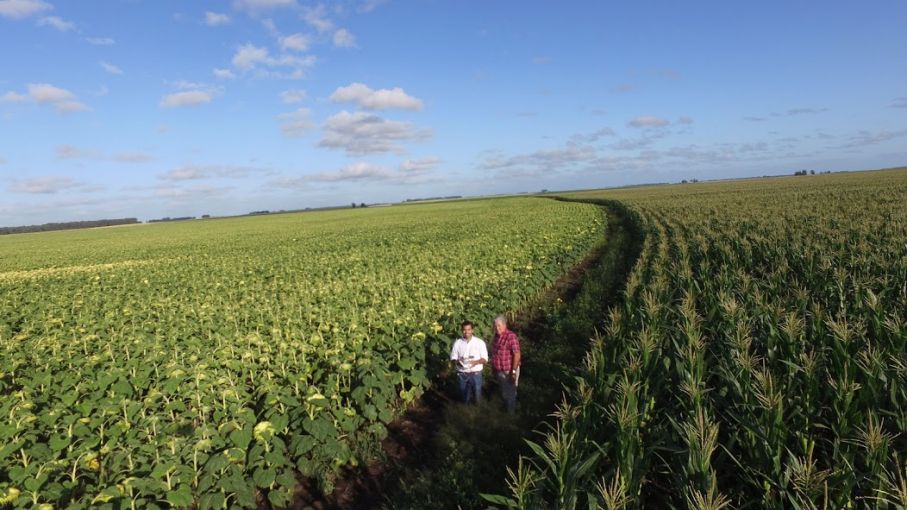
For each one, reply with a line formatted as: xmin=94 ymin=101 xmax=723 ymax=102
xmin=503 ymin=170 xmax=907 ymax=509
xmin=0 ymin=199 xmax=604 ymax=509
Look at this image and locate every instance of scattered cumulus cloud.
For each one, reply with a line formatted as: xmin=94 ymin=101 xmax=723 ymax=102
xmin=303 ymin=4 xmax=333 ymax=33
xmin=0 ymin=0 xmax=51 ymax=19
xmin=280 ymin=33 xmax=310 ymax=51
xmin=10 ymin=176 xmax=82 ymax=194
xmin=837 ymin=129 xmax=907 ymax=149
xmin=745 ymin=107 xmax=829 ymax=121
xmin=308 ymin=162 xmax=393 ymax=182
xmin=99 ymin=61 xmax=123 ymax=75
xmin=333 ymin=28 xmax=357 ymax=48
xmin=1 ymin=91 xmax=28 ymax=103
xmin=37 ymin=15 xmax=74 ymax=31
xmin=213 ymin=68 xmax=236 ymax=79
xmin=2 ymin=83 xmax=91 ymax=113
xmin=280 ymin=89 xmax=306 ymax=103
xmin=159 ymin=164 xmax=265 ymax=181
xmin=160 ymin=90 xmax=213 ymax=108
xmin=329 ymin=82 xmax=423 ymax=111
xmin=319 ymin=110 xmax=430 ymax=155
xmin=481 ymin=142 xmax=596 ymax=175
xmin=628 ymin=115 xmax=670 ymax=128
xmin=400 ymin=157 xmax=441 ymax=173
xmin=56 ymin=145 xmax=101 ymax=160
xmin=53 ymin=145 xmax=154 ymax=163
xmin=889 ymin=97 xmax=907 ymax=108
xmin=154 ymin=184 xmax=232 ymax=200
xmin=231 ymin=43 xmax=315 ymax=78
xmin=570 ymin=127 xmax=616 ymax=143
xmin=274 ymin=158 xmax=437 ymax=188
xmin=205 ymin=11 xmax=230 ymax=26
xmin=278 ymin=107 xmax=314 ymax=137
xmin=357 ymin=0 xmax=385 ymax=13
xmin=85 ymin=37 xmax=115 ymax=45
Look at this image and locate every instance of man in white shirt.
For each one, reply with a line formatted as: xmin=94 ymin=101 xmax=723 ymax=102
xmin=449 ymin=320 xmax=488 ymax=404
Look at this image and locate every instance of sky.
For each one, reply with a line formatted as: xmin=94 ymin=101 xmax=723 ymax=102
xmin=1 ymin=0 xmax=906 ymax=225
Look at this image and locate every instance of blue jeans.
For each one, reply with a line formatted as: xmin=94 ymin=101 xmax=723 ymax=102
xmin=457 ymin=371 xmax=483 ymax=404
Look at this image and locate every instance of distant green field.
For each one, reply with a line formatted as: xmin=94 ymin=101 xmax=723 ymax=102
xmin=0 ymin=198 xmax=604 ymax=509
xmin=504 ymin=169 xmax=907 ymax=509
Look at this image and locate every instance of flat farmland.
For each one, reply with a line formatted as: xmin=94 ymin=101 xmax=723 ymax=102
xmin=0 ymin=198 xmax=604 ymax=509
xmin=501 ymin=169 xmax=907 ymax=509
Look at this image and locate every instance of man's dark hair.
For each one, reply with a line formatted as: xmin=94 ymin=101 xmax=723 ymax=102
xmin=461 ymin=320 xmax=474 ymax=328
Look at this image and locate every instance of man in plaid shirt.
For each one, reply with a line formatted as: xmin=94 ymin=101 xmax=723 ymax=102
xmin=492 ymin=315 xmax=521 ymax=413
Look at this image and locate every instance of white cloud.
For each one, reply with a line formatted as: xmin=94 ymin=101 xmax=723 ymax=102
xmin=233 ymin=0 xmax=296 ymax=13
xmin=333 ymin=28 xmax=356 ymax=48
xmin=678 ymin=116 xmax=694 ymax=125
xmin=37 ymin=15 xmax=74 ymax=31
xmin=570 ymin=127 xmax=616 ymax=143
xmin=0 ymin=0 xmax=51 ymax=19
xmin=159 ymin=164 xmax=263 ymax=181
xmin=329 ymin=82 xmax=423 ymax=111
xmin=56 ymin=145 xmax=101 ymax=160
xmin=319 ymin=110 xmax=429 ymax=155
xmin=231 ymin=43 xmax=315 ymax=77
xmin=278 ymin=107 xmax=314 ymax=137
xmin=1 ymin=91 xmax=28 ymax=103
xmin=85 ymin=37 xmax=115 ymax=45
xmin=628 ymin=115 xmax=670 ymax=128
xmin=160 ymin=90 xmax=213 ymax=108
xmin=10 ymin=176 xmax=81 ymax=194
xmin=890 ymin=97 xmax=907 ymax=108
xmin=303 ymin=4 xmax=333 ymax=33
xmin=213 ymin=68 xmax=236 ymax=79
xmin=16 ymin=83 xmax=91 ymax=113
xmin=205 ymin=11 xmax=230 ymax=26
xmin=400 ymin=157 xmax=441 ymax=173
xmin=280 ymin=32 xmax=310 ymax=51
xmin=99 ymin=61 xmax=123 ymax=75
xmin=232 ymin=44 xmax=270 ymax=70
xmin=357 ymin=0 xmax=385 ymax=13
xmin=28 ymin=83 xmax=72 ymax=103
xmin=280 ymin=89 xmax=306 ymax=103
xmin=308 ymin=162 xmax=393 ymax=182
xmin=55 ymin=101 xmax=91 ymax=113
xmin=0 ymin=156 xmax=7 ymax=164
xmin=482 ymin=143 xmax=596 ymax=174
xmin=154 ymin=184 xmax=232 ymax=200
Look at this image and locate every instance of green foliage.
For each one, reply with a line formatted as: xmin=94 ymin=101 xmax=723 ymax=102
xmin=0 ymin=198 xmax=604 ymax=508
xmin=506 ymin=169 xmax=907 ymax=509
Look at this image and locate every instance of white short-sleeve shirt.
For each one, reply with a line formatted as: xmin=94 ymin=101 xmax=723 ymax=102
xmin=449 ymin=336 xmax=488 ymax=373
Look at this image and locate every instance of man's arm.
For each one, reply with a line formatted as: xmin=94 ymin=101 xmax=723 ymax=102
xmin=510 ymin=335 xmax=521 ymax=379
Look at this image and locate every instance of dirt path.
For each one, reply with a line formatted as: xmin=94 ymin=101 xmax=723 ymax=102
xmin=287 ymin=201 xmax=642 ymax=510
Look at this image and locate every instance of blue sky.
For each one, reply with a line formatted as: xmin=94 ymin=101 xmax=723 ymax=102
xmin=1 ymin=0 xmax=906 ymax=225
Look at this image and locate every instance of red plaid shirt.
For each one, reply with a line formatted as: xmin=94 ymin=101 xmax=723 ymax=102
xmin=492 ymin=329 xmax=521 ymax=372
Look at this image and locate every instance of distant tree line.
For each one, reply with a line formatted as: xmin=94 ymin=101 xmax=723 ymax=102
xmin=147 ymin=216 xmax=196 ymax=223
xmin=794 ymin=169 xmax=833 ymax=176
xmin=0 ymin=218 xmax=140 ymax=235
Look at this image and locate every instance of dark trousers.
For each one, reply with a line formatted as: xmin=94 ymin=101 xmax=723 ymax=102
xmin=495 ymin=371 xmax=518 ymax=413
xmin=457 ymin=371 xmax=483 ymax=404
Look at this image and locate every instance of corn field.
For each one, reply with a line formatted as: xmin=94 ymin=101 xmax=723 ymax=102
xmin=500 ymin=169 xmax=907 ymax=509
